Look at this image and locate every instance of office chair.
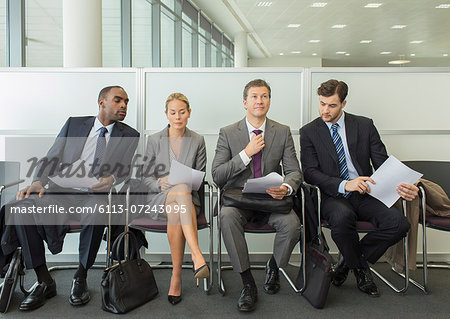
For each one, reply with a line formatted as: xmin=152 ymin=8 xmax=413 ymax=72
xmin=124 ymin=179 xmax=214 ymax=293
xmin=216 ymin=184 xmax=306 ymax=295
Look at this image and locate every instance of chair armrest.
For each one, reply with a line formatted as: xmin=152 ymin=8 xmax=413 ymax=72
xmin=0 ymin=179 xmax=25 ymax=196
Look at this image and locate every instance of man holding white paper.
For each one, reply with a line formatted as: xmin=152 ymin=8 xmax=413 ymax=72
xmin=212 ymin=79 xmax=302 ymax=312
xmin=300 ymin=79 xmax=418 ymax=297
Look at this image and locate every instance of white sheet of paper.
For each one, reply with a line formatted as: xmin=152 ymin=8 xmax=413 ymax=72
xmin=242 ymin=172 xmax=284 ymax=194
xmin=49 ymin=160 xmax=98 ymax=188
xmin=368 ymin=155 xmax=423 ymax=207
xmin=168 ymin=160 xmax=205 ymax=191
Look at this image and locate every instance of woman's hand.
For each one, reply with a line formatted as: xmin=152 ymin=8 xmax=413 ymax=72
xmin=158 ymin=176 xmax=172 ymax=191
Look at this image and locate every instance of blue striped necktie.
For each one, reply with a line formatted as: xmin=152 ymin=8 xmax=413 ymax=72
xmin=331 ymin=123 xmax=350 ymax=196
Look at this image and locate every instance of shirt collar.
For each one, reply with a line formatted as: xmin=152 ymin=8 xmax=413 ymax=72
xmin=94 ymin=117 xmax=115 ymax=134
xmin=325 ymin=111 xmax=345 ymax=131
xmin=245 ymin=117 xmax=266 ymax=134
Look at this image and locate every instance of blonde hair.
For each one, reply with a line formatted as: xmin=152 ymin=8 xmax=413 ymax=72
xmin=165 ymin=93 xmax=190 ymax=112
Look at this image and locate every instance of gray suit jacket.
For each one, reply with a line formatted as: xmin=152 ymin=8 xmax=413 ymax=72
xmin=142 ymin=126 xmax=206 ymax=208
xmin=212 ymin=117 xmax=302 ymax=193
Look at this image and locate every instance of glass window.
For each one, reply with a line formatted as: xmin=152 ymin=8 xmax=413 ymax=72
xmin=161 ymin=0 xmax=174 ymax=11
xmin=198 ymin=36 xmax=206 ymax=67
xmin=182 ymin=22 xmax=193 ymax=67
xmin=161 ymin=8 xmax=175 ymax=67
xmin=0 ymin=0 xmax=6 ymax=66
xmin=211 ymin=45 xmax=217 ymax=67
xmin=132 ymin=0 xmax=152 ymax=67
xmin=102 ymin=0 xmax=121 ymax=67
xmin=25 ymin=0 xmax=62 ymax=67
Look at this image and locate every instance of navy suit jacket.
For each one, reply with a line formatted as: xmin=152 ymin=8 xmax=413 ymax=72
xmin=300 ymin=112 xmax=388 ymax=198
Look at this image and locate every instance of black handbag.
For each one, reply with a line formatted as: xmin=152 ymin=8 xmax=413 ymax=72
xmin=222 ymin=188 xmax=293 ymax=214
xmin=295 ymin=234 xmax=333 ymax=309
xmin=101 ymin=231 xmax=158 ymax=314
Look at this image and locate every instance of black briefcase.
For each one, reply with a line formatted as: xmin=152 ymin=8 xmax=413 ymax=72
xmin=101 ymin=231 xmax=158 ymax=314
xmin=222 ymin=188 xmax=293 ymax=214
xmin=295 ymin=234 xmax=333 ymax=309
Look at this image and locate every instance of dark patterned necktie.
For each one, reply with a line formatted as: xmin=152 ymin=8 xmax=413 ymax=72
xmin=91 ymin=127 xmax=107 ymax=177
xmin=252 ymin=129 xmax=263 ymax=178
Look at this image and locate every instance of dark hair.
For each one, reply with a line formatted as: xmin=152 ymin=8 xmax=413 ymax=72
xmin=243 ymin=79 xmax=271 ymax=100
xmin=317 ymin=80 xmax=348 ymax=103
xmin=98 ymin=85 xmax=124 ymax=103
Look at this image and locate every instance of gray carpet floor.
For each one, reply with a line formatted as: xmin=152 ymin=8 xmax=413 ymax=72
xmin=3 ymin=263 xmax=450 ymax=318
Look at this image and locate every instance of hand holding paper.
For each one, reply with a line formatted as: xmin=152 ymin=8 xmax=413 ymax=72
xmin=242 ymin=172 xmax=284 ymax=194
xmin=367 ymin=155 xmax=422 ymax=207
xmin=167 ymin=160 xmax=205 ymax=191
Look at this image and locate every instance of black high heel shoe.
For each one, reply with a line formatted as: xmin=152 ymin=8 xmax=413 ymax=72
xmin=193 ymin=264 xmax=210 ymax=287
xmin=168 ymin=295 xmax=182 ymax=305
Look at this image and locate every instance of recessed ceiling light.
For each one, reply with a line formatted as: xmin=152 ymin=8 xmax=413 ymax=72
xmin=311 ymin=3 xmax=327 ymax=7
xmin=360 ymin=40 xmax=372 ymax=43
xmin=312 ymin=53 xmax=318 ymax=56
xmin=391 ymin=25 xmax=407 ymax=29
xmin=410 ymin=53 xmax=416 ymax=56
xmin=345 ymin=53 xmax=350 ymax=56
xmin=309 ymin=40 xmax=321 ymax=43
xmin=444 ymin=53 xmax=449 ymax=57
xmin=287 ymin=24 xmax=301 ymax=28
xmin=388 ymin=59 xmax=411 ymax=65
xmin=331 ymin=24 xmax=347 ymax=28
xmin=380 ymin=51 xmax=392 ymax=54
xmin=365 ymin=3 xmax=383 ymax=8
xmin=291 ymin=51 xmax=301 ymax=54
xmin=410 ymin=40 xmax=423 ymax=44
xmin=257 ymin=1 xmax=272 ymax=7
xmin=336 ymin=51 xmax=346 ymax=55
xmin=279 ymin=53 xmax=284 ymax=56
xmin=436 ymin=4 xmax=450 ymax=9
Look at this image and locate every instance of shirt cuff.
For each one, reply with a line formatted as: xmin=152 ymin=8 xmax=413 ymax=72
xmin=239 ymin=150 xmax=251 ymax=166
xmin=282 ymin=183 xmax=293 ymax=196
xmin=338 ymin=180 xmax=348 ymax=194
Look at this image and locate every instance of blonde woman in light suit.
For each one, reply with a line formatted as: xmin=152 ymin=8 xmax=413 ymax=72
xmin=143 ymin=93 xmax=209 ymax=305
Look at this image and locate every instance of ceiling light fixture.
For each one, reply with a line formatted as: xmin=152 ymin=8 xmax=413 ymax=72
xmin=436 ymin=4 xmax=450 ymax=9
xmin=336 ymin=51 xmax=346 ymax=54
xmin=309 ymin=40 xmax=321 ymax=43
xmin=331 ymin=24 xmax=347 ymax=28
xmin=380 ymin=51 xmax=392 ymax=54
xmin=444 ymin=53 xmax=449 ymax=57
xmin=409 ymin=40 xmax=423 ymax=44
xmin=360 ymin=40 xmax=372 ymax=43
xmin=257 ymin=1 xmax=272 ymax=7
xmin=364 ymin=3 xmax=383 ymax=8
xmin=345 ymin=53 xmax=350 ymax=56
xmin=312 ymin=53 xmax=318 ymax=56
xmin=287 ymin=24 xmax=301 ymax=28
xmin=311 ymin=3 xmax=327 ymax=7
xmin=388 ymin=59 xmax=411 ymax=65
xmin=410 ymin=53 xmax=416 ymax=56
xmin=391 ymin=25 xmax=407 ymax=29
xmin=279 ymin=53 xmax=284 ymax=56
xmin=291 ymin=51 xmax=301 ymax=54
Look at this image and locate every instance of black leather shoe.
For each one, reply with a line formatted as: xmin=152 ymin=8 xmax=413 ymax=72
xmin=237 ymin=284 xmax=258 ymax=312
xmin=263 ymin=260 xmax=280 ymax=294
xmin=354 ymin=268 xmax=380 ymax=297
xmin=69 ymin=277 xmax=90 ymax=306
xmin=19 ymin=280 xmax=56 ymax=311
xmin=168 ymin=295 xmax=182 ymax=305
xmin=331 ymin=254 xmax=349 ymax=287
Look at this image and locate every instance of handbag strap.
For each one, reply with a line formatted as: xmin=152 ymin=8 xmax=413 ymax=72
xmin=109 ymin=231 xmax=141 ymax=269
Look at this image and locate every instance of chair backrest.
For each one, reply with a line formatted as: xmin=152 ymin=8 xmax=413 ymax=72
xmin=403 ymin=161 xmax=450 ymax=197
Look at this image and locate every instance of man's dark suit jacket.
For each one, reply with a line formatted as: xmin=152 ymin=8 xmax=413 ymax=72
xmin=1 ymin=116 xmax=139 ymax=261
xmin=300 ymin=112 xmax=388 ymax=198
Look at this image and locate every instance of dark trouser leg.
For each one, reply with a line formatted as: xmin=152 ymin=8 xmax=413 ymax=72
xmin=78 ymin=224 xmax=105 ymax=270
xmin=322 ymin=196 xmax=363 ymax=268
xmin=355 ymin=195 xmax=410 ymax=264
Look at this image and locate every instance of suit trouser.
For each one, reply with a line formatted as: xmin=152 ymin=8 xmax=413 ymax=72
xmin=321 ymin=193 xmax=411 ymax=268
xmin=220 ymin=207 xmax=301 ymax=273
xmin=6 ymin=191 xmax=108 ymax=270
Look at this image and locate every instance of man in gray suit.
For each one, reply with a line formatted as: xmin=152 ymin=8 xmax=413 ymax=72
xmin=212 ymin=79 xmax=302 ymax=312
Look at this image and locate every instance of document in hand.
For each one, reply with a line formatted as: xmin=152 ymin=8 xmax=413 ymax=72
xmin=49 ymin=160 xmax=98 ymax=188
xmin=242 ymin=172 xmax=284 ymax=194
xmin=367 ymin=155 xmax=423 ymax=207
xmin=167 ymin=160 xmax=205 ymax=191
